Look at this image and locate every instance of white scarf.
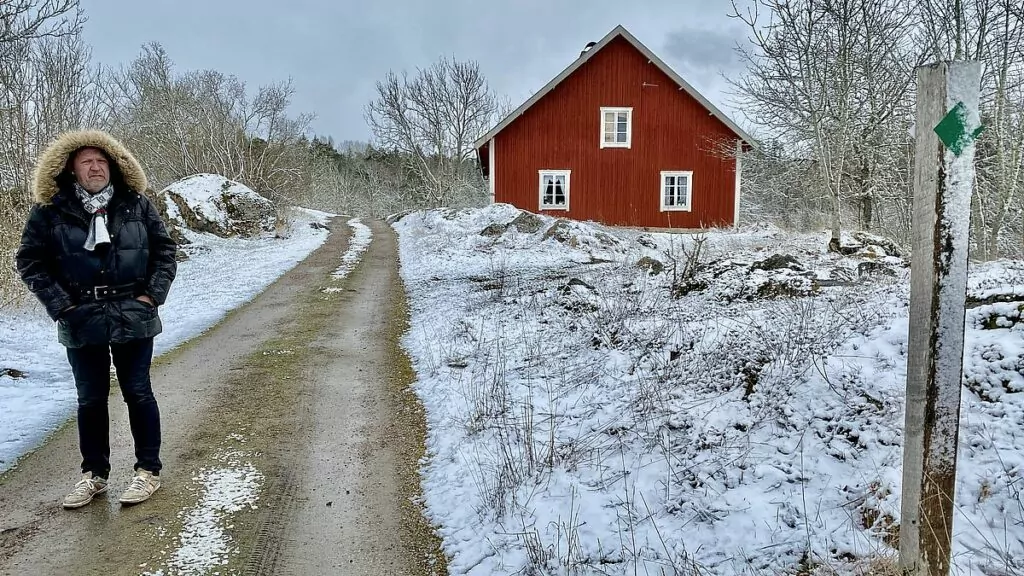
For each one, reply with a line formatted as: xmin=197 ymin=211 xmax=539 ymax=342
xmin=73 ymin=182 xmax=115 ymax=251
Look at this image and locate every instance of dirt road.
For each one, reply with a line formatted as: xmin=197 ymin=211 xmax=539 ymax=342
xmin=0 ymin=218 xmax=444 ymax=576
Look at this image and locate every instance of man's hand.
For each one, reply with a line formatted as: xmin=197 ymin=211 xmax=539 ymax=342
xmin=136 ymin=295 xmax=155 ymax=307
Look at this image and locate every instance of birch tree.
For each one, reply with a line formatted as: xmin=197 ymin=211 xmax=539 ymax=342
xmin=729 ymin=0 xmax=861 ymax=248
xmin=729 ymin=0 xmax=921 ymax=246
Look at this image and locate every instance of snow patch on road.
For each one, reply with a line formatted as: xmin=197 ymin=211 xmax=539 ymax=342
xmin=333 ymin=218 xmax=372 ymax=279
xmin=142 ymin=443 xmax=263 ymax=576
xmin=322 ymin=217 xmax=373 ymax=293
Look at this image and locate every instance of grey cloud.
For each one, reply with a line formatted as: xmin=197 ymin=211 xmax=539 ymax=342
xmin=663 ymin=25 xmax=745 ymax=74
xmin=79 ymin=0 xmax=743 ymax=142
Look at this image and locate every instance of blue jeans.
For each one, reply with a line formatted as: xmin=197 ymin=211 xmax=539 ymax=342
xmin=66 ymin=337 xmax=162 ymax=478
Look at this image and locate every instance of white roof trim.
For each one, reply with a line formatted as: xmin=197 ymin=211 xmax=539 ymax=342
xmin=474 ymin=25 xmax=758 ymax=151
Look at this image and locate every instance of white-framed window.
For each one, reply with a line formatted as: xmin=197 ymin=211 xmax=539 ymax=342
xmin=600 ymin=107 xmax=632 ymax=148
xmin=538 ymin=170 xmax=570 ymax=210
xmin=660 ymin=171 xmax=693 ymax=212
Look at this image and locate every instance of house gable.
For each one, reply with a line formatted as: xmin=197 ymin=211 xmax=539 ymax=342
xmin=474 ymin=24 xmax=756 ymax=154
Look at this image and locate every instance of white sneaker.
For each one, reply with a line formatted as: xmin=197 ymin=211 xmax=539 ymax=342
xmin=119 ymin=469 xmax=160 ymax=505
xmin=63 ymin=473 xmax=108 ymax=509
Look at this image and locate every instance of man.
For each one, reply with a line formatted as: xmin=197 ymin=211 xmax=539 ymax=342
xmin=15 ymin=130 xmax=177 ymax=509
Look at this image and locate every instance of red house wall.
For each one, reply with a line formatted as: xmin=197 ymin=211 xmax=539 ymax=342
xmin=492 ymin=36 xmax=740 ymax=228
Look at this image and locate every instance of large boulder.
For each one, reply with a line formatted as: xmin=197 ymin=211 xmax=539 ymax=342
xmin=478 ymin=210 xmax=546 ymax=237
xmin=542 ymin=220 xmax=578 ymax=246
xmin=509 ymin=211 xmax=544 ymax=233
xmin=752 ymin=254 xmax=805 ymax=272
xmin=158 ymin=174 xmax=276 ymax=238
xmin=828 ymin=231 xmax=903 ymax=259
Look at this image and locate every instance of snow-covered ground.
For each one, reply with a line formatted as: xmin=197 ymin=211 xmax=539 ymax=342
xmin=393 ymin=204 xmax=1024 ymax=576
xmin=0 ymin=206 xmax=332 ymax=474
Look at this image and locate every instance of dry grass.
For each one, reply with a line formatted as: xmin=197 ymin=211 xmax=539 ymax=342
xmin=810 ymin=555 xmax=902 ymax=575
xmin=386 ymin=259 xmax=449 ymax=575
xmin=421 ymin=224 xmax=911 ymax=574
xmin=0 ymin=191 xmax=33 ymax=309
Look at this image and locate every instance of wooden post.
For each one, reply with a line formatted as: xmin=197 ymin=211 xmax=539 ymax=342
xmin=899 ymin=60 xmax=982 ymax=576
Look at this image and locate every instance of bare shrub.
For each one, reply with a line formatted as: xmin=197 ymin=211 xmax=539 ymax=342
xmin=365 ymin=55 xmax=501 ymax=210
xmin=664 ymin=233 xmax=708 ymax=297
xmin=96 ymin=43 xmax=313 ymax=218
xmin=0 ymin=1 xmax=90 ymax=306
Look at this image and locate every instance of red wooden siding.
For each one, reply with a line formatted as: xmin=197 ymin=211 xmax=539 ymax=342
xmin=492 ymin=36 xmax=739 ymax=228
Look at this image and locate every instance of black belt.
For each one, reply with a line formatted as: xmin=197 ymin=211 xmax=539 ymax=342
xmin=78 ymin=282 xmax=140 ymax=302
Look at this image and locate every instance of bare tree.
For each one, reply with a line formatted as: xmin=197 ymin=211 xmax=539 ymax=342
xmin=914 ymin=0 xmax=1024 ymax=258
xmin=732 ymin=140 xmax=824 ymax=230
xmin=919 ymin=0 xmax=996 ymax=61
xmin=729 ymin=0 xmax=858 ymax=248
xmin=847 ymin=0 xmax=922 ymax=232
xmin=0 ymin=0 xmax=86 ymax=195
xmin=0 ymin=0 xmax=88 ymax=305
xmin=364 ymin=56 xmax=498 ymax=208
xmin=242 ymin=78 xmax=314 ymax=207
xmin=0 ymin=0 xmax=82 ymax=54
xmin=95 ymin=42 xmax=314 ymax=210
xmin=0 ymin=35 xmax=35 ymax=198
xmin=729 ymin=0 xmax=921 ymax=247
xmin=32 ymin=33 xmax=100 ymax=140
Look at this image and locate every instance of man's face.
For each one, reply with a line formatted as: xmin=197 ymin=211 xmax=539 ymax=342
xmin=72 ymin=148 xmax=110 ymax=193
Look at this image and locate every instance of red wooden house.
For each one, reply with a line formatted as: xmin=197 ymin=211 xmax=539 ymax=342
xmin=474 ymin=25 xmax=757 ymax=229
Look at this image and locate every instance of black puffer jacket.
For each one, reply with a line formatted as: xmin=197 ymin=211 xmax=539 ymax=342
xmin=15 ymin=130 xmax=177 ymax=348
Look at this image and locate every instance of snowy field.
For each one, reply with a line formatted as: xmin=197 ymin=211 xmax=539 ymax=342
xmin=0 ymin=206 xmax=333 ymax=474
xmin=394 ymin=204 xmax=1024 ymax=576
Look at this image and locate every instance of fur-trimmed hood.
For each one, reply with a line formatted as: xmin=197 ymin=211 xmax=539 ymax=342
xmin=32 ymin=130 xmax=148 ymax=205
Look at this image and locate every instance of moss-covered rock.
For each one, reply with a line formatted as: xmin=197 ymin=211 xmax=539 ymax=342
xmin=158 ymin=174 xmax=276 ymax=238
xmin=636 ymin=256 xmax=665 ymax=275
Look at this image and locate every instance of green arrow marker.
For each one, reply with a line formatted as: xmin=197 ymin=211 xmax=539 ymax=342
xmin=934 ymin=101 xmax=985 ymax=156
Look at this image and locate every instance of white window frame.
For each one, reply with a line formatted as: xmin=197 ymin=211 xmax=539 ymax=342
xmin=538 ymin=169 xmax=571 ymax=211
xmin=600 ymin=107 xmax=632 ymax=148
xmin=660 ymin=170 xmax=693 ymax=212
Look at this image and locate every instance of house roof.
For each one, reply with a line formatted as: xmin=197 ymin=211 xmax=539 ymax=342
xmin=474 ymin=24 xmax=758 ymax=152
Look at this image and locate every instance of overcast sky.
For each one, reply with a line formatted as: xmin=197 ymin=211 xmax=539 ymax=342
xmin=79 ymin=0 xmax=751 ymax=144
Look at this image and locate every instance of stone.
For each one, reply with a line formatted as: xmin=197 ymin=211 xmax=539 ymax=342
xmin=636 ymin=256 xmax=665 ymax=275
